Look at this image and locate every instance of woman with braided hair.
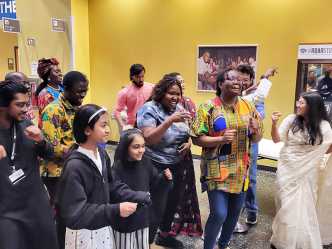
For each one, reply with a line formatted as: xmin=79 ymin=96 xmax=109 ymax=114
xmin=136 ymin=76 xmax=191 ymax=248
xmin=35 ymin=57 xmax=63 ymax=129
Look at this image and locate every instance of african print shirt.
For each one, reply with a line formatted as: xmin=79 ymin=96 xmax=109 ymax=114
xmin=137 ymin=100 xmax=190 ymax=164
xmin=189 ymin=96 xmax=264 ymax=194
xmin=38 ymin=86 xmax=63 ymax=130
xmin=40 ymin=93 xmax=79 ymax=177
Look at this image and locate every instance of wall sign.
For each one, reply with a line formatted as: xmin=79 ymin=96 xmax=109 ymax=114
xmin=27 ymin=39 xmax=35 ymax=45
xmin=298 ymin=44 xmax=332 ymax=60
xmin=0 ymin=1 xmax=16 ymax=19
xmin=51 ymin=18 xmax=66 ymax=32
xmin=2 ymin=17 xmax=20 ymax=33
xmin=8 ymin=58 xmax=14 ymax=70
xmin=30 ymin=62 xmax=38 ymax=76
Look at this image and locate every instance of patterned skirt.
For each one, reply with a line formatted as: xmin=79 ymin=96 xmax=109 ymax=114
xmin=170 ymin=151 xmax=203 ymax=236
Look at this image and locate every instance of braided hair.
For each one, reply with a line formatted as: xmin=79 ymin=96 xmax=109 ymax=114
xmin=0 ymin=80 xmax=28 ymax=107
xmin=35 ymin=57 xmax=60 ymax=102
xmin=146 ymin=75 xmax=182 ymax=103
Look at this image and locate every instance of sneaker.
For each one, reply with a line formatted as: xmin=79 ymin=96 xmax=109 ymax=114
xmin=155 ymin=232 xmax=183 ymax=249
xmin=246 ymin=212 xmax=258 ymax=224
xmin=233 ymin=222 xmax=248 ymax=233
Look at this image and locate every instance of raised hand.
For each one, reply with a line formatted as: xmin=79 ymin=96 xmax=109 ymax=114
xmin=271 ymin=111 xmax=282 ymax=125
xmin=221 ymin=130 xmax=237 ymax=144
xmin=119 ymin=202 xmax=137 ymax=217
xmin=249 ymin=117 xmax=259 ymax=134
xmin=169 ymin=108 xmax=191 ymax=123
xmin=165 ymin=168 xmax=172 ymax=180
xmin=264 ymin=66 xmax=278 ymax=78
xmin=24 ymin=126 xmax=44 ymax=143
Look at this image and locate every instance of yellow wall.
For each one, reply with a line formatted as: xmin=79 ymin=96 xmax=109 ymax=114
xmin=15 ymin=0 xmax=71 ymax=122
xmin=71 ymin=0 xmax=91 ymax=104
xmin=0 ymin=32 xmax=18 ymax=78
xmin=16 ymin=0 xmax=71 ymax=78
xmin=88 ymin=0 xmax=332 ymax=162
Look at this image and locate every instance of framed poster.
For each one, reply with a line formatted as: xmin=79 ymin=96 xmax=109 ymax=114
xmin=196 ymin=45 xmax=258 ymax=92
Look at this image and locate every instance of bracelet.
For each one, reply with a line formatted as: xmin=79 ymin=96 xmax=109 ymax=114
xmin=260 ymin=75 xmax=268 ymax=80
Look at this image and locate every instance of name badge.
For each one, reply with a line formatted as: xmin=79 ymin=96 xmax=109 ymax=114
xmin=9 ymin=169 xmax=26 ymax=185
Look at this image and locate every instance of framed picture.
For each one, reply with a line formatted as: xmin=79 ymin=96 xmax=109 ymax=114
xmin=29 ymin=77 xmax=40 ymax=110
xmin=196 ymin=45 xmax=258 ymax=92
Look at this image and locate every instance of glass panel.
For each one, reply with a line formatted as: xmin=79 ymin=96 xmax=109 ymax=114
xmin=300 ymin=63 xmax=332 ymax=95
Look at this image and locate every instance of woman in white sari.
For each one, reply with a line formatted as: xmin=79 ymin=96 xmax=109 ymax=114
xmin=270 ymin=92 xmax=332 ymax=249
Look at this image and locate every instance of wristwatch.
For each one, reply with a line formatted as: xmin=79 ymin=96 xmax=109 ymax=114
xmin=260 ymin=75 xmax=269 ymax=80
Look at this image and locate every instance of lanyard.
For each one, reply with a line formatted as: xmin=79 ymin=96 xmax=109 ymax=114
xmin=10 ymin=125 xmax=17 ymax=172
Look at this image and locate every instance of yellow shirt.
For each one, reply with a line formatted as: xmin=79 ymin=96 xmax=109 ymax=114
xmin=40 ymin=93 xmax=79 ymax=177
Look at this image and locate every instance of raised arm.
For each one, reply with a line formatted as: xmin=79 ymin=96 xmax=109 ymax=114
xmin=138 ymin=108 xmax=190 ymax=146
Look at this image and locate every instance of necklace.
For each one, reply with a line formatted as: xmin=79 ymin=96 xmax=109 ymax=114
xmin=47 ymin=84 xmax=60 ymax=91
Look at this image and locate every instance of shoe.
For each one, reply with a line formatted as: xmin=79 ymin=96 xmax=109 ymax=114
xmin=155 ymin=232 xmax=183 ymax=249
xmin=246 ymin=212 xmax=257 ymax=224
xmin=233 ymin=222 xmax=248 ymax=233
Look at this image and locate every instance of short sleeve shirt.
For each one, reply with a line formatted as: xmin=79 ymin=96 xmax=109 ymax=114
xmin=137 ymin=101 xmax=190 ymax=164
xmin=189 ymin=96 xmax=264 ymax=193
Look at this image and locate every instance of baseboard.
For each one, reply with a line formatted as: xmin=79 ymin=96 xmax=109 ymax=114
xmin=106 ymin=141 xmax=277 ymax=172
xmin=106 ymin=140 xmax=119 ymax=146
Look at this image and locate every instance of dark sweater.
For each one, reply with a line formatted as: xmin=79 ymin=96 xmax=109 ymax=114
xmin=0 ymin=118 xmax=57 ymax=249
xmin=56 ymin=147 xmax=151 ymax=249
xmin=111 ymin=155 xmax=172 ymax=233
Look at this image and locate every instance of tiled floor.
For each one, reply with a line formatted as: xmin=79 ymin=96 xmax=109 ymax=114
xmin=105 ymin=145 xmax=332 ymax=249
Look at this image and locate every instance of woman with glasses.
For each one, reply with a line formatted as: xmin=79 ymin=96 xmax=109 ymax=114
xmin=189 ymin=68 xmax=264 ymax=249
xmin=270 ymin=92 xmax=332 ymax=249
xmin=136 ymin=75 xmax=191 ymax=248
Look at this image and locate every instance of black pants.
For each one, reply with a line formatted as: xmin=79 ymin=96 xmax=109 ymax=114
xmin=150 ymin=160 xmax=183 ymax=239
xmin=42 ymin=177 xmax=59 ymax=206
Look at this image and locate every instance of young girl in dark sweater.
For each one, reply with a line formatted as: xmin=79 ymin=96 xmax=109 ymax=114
xmin=56 ymin=104 xmax=151 ymax=249
xmin=112 ymin=129 xmax=173 ymax=249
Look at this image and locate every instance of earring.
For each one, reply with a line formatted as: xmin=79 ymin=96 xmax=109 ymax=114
xmin=48 ymin=77 xmax=50 ymax=81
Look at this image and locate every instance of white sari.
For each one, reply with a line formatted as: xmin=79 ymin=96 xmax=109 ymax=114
xmin=270 ymin=114 xmax=332 ymax=249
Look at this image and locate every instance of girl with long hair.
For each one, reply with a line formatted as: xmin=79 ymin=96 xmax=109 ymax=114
xmin=270 ymin=92 xmax=332 ymax=248
xmin=112 ymin=128 xmax=173 ymax=248
xmin=55 ymin=104 xmax=151 ymax=249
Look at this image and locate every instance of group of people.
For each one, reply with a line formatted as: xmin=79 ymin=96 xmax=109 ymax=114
xmin=1 ymin=56 xmax=332 ymax=249
xmin=197 ymin=51 xmax=257 ymax=91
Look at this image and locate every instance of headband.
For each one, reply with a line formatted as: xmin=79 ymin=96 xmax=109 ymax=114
xmin=88 ymin=107 xmax=108 ymax=123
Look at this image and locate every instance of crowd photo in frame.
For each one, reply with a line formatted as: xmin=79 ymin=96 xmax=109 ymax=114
xmin=196 ymin=45 xmax=258 ymax=92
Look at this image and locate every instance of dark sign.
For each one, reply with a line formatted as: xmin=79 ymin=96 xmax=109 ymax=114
xmin=8 ymin=58 xmax=14 ymax=70
xmin=51 ymin=18 xmax=66 ymax=32
xmin=2 ymin=17 xmax=21 ymax=33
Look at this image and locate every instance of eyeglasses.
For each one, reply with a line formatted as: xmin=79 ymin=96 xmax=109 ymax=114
xmin=16 ymin=102 xmax=31 ymax=110
xmin=226 ymin=76 xmax=243 ymax=83
xmin=296 ymin=101 xmax=305 ymax=107
xmin=243 ymin=79 xmax=250 ymax=83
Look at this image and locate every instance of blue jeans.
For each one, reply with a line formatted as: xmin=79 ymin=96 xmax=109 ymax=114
xmin=204 ymin=190 xmax=247 ymax=249
xmin=245 ymin=142 xmax=258 ymax=213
